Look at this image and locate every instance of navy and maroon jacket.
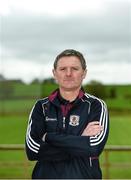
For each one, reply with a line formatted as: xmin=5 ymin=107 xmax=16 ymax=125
xmin=25 ymin=88 xmax=109 ymax=179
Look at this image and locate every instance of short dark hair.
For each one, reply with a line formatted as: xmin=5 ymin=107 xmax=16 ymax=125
xmin=54 ymin=49 xmax=87 ymax=70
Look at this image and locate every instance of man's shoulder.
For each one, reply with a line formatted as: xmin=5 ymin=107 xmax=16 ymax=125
xmin=83 ymin=93 xmax=108 ymax=114
xmin=83 ymin=92 xmax=106 ymax=105
xmin=37 ymin=97 xmax=49 ymax=104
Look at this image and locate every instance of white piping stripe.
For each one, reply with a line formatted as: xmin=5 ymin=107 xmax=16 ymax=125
xmin=26 ymin=120 xmax=40 ymax=152
xmin=26 ymin=120 xmax=39 ymax=153
xmin=85 ymin=94 xmax=90 ymax=98
xmin=90 ymin=109 xmax=108 ymax=146
xmin=90 ymin=102 xmax=106 ymax=142
xmin=27 ymin=121 xmax=40 ymax=149
xmin=90 ymin=106 xmax=107 ymax=143
xmin=26 ymin=137 xmax=39 ymax=153
xmin=85 ymin=93 xmax=104 ymax=121
xmin=42 ymin=99 xmax=49 ymax=116
xmin=85 ymin=93 xmax=108 ymax=146
xmin=29 ymin=104 xmax=35 ymax=121
xmin=90 ymin=102 xmax=108 ymax=145
xmin=26 ymin=104 xmax=40 ymax=153
xmin=27 ymin=136 xmax=39 ymax=151
xmin=85 ymin=100 xmax=91 ymax=114
xmin=81 ymin=98 xmax=91 ymax=114
xmin=28 ymin=120 xmax=40 ymax=147
xmin=26 ymin=138 xmax=38 ymax=153
xmin=90 ymin=100 xmax=105 ymax=141
xmin=91 ymin=100 xmax=107 ymax=141
xmin=85 ymin=93 xmax=105 ymax=130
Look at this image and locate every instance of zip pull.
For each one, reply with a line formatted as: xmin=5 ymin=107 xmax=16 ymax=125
xmin=63 ymin=117 xmax=66 ymax=129
xmin=89 ymin=157 xmax=92 ymax=167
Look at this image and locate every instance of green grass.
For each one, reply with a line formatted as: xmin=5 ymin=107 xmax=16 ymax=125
xmin=107 ymin=115 xmax=131 ymax=145
xmin=0 ymin=99 xmax=36 ymax=113
xmin=0 ymin=115 xmax=35 ymax=178
xmin=0 ymin=115 xmax=28 ymax=144
xmin=106 ymin=98 xmax=131 ymax=110
xmin=0 ymin=115 xmax=131 ymax=179
xmin=13 ymin=82 xmax=41 ymax=97
xmin=102 ymin=165 xmax=131 ymax=179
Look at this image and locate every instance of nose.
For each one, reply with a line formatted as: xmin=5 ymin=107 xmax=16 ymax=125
xmin=66 ymin=68 xmax=72 ymax=76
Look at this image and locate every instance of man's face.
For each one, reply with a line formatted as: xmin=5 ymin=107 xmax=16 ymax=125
xmin=53 ymin=56 xmax=87 ymax=91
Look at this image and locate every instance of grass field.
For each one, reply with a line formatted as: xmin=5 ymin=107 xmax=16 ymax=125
xmin=0 ymin=114 xmax=131 ymax=179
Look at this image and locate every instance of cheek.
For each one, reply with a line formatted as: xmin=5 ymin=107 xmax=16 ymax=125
xmin=75 ymin=73 xmax=85 ymax=80
xmin=55 ymin=74 xmax=64 ymax=82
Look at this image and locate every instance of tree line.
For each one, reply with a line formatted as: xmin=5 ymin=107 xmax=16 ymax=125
xmin=0 ymin=77 xmax=117 ymax=100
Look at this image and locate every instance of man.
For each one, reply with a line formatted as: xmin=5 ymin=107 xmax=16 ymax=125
xmin=25 ymin=49 xmax=109 ymax=179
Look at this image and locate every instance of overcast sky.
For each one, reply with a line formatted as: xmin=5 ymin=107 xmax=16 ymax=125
xmin=0 ymin=0 xmax=131 ymax=84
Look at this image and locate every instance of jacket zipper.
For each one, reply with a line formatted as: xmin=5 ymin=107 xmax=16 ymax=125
xmin=63 ymin=117 xmax=66 ymax=129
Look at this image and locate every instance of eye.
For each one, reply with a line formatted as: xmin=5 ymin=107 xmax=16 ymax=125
xmin=72 ymin=67 xmax=79 ymax=71
xmin=59 ymin=67 xmax=66 ymax=71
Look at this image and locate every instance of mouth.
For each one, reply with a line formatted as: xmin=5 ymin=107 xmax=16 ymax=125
xmin=64 ymin=79 xmax=74 ymax=82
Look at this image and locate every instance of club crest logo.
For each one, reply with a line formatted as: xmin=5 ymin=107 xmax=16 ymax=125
xmin=69 ymin=115 xmax=80 ymax=126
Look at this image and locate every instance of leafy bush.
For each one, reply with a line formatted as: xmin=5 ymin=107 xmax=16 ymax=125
xmin=84 ymin=80 xmax=107 ymax=99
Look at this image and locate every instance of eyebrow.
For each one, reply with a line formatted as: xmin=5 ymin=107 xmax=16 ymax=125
xmin=58 ymin=65 xmax=81 ymax=68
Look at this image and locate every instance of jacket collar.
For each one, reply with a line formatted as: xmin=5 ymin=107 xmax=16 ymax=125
xmin=48 ymin=88 xmax=84 ymax=107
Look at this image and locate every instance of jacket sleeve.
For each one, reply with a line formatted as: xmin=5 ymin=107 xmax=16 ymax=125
xmin=45 ymin=98 xmax=109 ymax=157
xmin=25 ymin=100 xmax=69 ymax=161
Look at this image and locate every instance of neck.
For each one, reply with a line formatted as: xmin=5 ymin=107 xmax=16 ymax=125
xmin=59 ymin=87 xmax=81 ymax=102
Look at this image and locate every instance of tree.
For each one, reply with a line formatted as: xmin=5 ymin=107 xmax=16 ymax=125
xmin=30 ymin=78 xmax=40 ymax=84
xmin=84 ymin=80 xmax=107 ymax=99
xmin=40 ymin=78 xmax=58 ymax=98
xmin=109 ymin=88 xmax=117 ymax=99
xmin=0 ymin=81 xmax=14 ymax=99
xmin=0 ymin=74 xmax=6 ymax=81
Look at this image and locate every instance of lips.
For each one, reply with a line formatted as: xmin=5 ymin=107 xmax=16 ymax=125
xmin=64 ymin=79 xmax=74 ymax=81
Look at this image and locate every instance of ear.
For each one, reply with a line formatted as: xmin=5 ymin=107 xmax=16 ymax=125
xmin=52 ymin=69 xmax=58 ymax=83
xmin=82 ymin=69 xmax=87 ymax=79
xmin=52 ymin=69 xmax=55 ymax=77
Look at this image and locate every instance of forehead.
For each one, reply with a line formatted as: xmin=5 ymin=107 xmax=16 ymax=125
xmin=57 ymin=56 xmax=82 ymax=67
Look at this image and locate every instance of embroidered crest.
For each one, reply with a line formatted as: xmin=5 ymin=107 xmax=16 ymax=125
xmin=69 ymin=115 xmax=80 ymax=126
